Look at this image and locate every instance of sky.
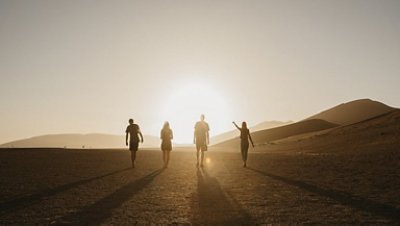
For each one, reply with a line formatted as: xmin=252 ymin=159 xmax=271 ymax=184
xmin=1 ymin=0 xmax=400 ymax=144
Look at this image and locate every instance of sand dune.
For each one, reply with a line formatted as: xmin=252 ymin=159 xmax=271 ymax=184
xmin=216 ymin=99 xmax=397 ymax=150
xmin=0 ymin=133 xmax=160 ymax=149
xmin=318 ymin=109 xmax=400 ymax=150
xmin=307 ymin=99 xmax=395 ymax=125
xmin=259 ymin=109 xmax=400 ymax=154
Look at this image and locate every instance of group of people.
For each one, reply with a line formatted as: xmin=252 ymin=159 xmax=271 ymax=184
xmin=125 ymin=114 xmax=254 ymax=168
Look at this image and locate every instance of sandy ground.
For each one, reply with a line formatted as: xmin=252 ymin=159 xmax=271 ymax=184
xmin=1 ymin=148 xmax=399 ymax=224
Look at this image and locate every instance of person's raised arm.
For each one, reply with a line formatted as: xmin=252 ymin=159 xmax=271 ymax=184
xmin=249 ymin=131 xmax=255 ymax=148
xmin=232 ymin=121 xmax=241 ymax=131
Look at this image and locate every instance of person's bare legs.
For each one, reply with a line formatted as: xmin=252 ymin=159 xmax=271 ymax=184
xmin=162 ymin=150 xmax=165 ymax=166
xmin=165 ymin=151 xmax=170 ymax=168
xmin=196 ymin=149 xmax=200 ymax=167
xmin=200 ymin=151 xmax=205 ymax=167
xmin=163 ymin=151 xmax=169 ymax=168
xmin=130 ymin=151 xmax=136 ymax=168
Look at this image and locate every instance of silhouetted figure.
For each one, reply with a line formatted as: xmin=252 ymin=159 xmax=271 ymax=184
xmin=194 ymin=114 xmax=210 ymax=167
xmin=233 ymin=121 xmax=254 ymax=167
xmin=160 ymin=121 xmax=173 ymax=168
xmin=125 ymin=118 xmax=144 ymax=168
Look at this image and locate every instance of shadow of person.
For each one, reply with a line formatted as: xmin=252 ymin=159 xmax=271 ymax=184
xmin=57 ymin=168 xmax=164 ymax=224
xmin=0 ymin=167 xmax=132 ymax=215
xmin=192 ymin=168 xmax=253 ymax=225
xmin=247 ymin=167 xmax=400 ymax=221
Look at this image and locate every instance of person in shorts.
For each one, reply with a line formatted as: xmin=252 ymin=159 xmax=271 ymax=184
xmin=194 ymin=114 xmax=210 ymax=167
xmin=160 ymin=121 xmax=173 ymax=168
xmin=125 ymin=118 xmax=144 ymax=168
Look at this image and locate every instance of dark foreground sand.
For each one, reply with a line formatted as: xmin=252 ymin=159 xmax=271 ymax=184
xmin=1 ymin=148 xmax=399 ymax=224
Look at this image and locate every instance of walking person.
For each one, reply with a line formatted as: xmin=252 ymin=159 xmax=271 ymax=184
xmin=160 ymin=121 xmax=173 ymax=168
xmin=232 ymin=121 xmax=254 ymax=167
xmin=125 ymin=118 xmax=144 ymax=168
xmin=194 ymin=114 xmax=210 ymax=167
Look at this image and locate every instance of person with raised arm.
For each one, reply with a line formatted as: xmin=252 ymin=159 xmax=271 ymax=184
xmin=232 ymin=121 xmax=254 ymax=167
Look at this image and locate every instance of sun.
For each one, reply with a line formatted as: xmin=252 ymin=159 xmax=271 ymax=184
xmin=158 ymin=80 xmax=232 ymax=144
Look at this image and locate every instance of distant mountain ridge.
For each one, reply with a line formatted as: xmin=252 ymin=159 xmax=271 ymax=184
xmin=0 ymin=133 xmax=160 ymax=149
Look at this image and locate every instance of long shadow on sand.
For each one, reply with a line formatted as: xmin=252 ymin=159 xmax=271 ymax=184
xmin=0 ymin=167 xmax=131 ymax=215
xmin=57 ymin=169 xmax=164 ymax=224
xmin=192 ymin=168 xmax=253 ymax=225
xmin=248 ymin=167 xmax=400 ymax=221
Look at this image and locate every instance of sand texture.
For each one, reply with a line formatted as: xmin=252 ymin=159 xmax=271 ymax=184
xmin=1 ymin=146 xmax=399 ymax=224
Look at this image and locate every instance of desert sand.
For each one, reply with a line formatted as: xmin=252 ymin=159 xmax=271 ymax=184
xmin=1 ymin=142 xmax=399 ymax=224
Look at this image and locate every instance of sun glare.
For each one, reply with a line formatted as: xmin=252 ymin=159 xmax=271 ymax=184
xmin=159 ymin=81 xmax=232 ymax=144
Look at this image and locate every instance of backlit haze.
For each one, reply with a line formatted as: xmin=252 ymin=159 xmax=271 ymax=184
xmin=1 ymin=0 xmax=400 ymax=144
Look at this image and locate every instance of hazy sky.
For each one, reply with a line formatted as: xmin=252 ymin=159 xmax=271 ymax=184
xmin=1 ymin=0 xmax=399 ymax=143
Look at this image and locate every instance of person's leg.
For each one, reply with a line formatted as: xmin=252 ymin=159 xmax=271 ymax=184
xmin=131 ymin=151 xmax=136 ymax=168
xmin=196 ymin=142 xmax=200 ymax=166
xmin=130 ymin=141 xmax=139 ymax=168
xmin=241 ymin=149 xmax=246 ymax=167
xmin=243 ymin=148 xmax=248 ymax=167
xmin=241 ymin=141 xmax=249 ymax=167
xmin=200 ymin=151 xmax=204 ymax=166
xmin=199 ymin=140 xmax=207 ymax=166
xmin=166 ymin=151 xmax=170 ymax=167
xmin=244 ymin=142 xmax=249 ymax=167
xmin=196 ymin=150 xmax=200 ymax=166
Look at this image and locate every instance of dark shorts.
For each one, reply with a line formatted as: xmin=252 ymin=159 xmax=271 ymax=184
xmin=129 ymin=141 xmax=139 ymax=151
xmin=161 ymin=140 xmax=172 ymax=151
xmin=196 ymin=139 xmax=208 ymax=152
